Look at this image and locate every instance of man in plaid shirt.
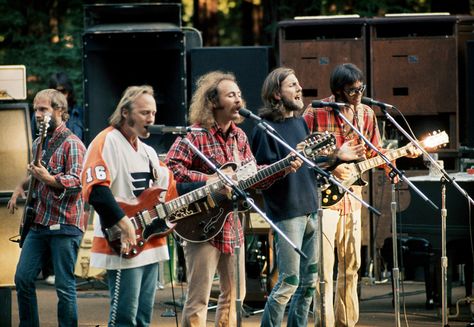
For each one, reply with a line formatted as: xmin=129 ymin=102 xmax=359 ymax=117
xmin=165 ymin=71 xmax=301 ymax=327
xmin=8 ymin=89 xmax=86 ymax=326
xmin=304 ymin=63 xmax=395 ymax=327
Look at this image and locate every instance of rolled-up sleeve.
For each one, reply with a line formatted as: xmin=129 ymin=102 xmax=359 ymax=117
xmin=53 ymin=139 xmax=86 ymax=197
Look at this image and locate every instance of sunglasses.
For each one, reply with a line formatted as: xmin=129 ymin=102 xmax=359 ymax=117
xmin=344 ymin=84 xmax=366 ymax=97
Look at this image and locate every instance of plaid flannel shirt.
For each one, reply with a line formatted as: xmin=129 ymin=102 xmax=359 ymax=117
xmin=303 ymin=95 xmax=386 ymax=211
xmin=32 ymin=123 xmax=86 ymax=231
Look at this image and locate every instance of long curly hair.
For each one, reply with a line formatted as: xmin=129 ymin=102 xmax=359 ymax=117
xmin=189 ymin=71 xmax=244 ymax=129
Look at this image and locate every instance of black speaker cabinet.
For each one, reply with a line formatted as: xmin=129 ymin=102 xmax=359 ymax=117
xmin=278 ymin=18 xmax=368 ymax=104
xmin=83 ymin=29 xmax=187 ymax=153
xmin=84 ymin=3 xmax=181 ymax=29
xmin=83 ymin=3 xmax=188 ymax=153
xmin=189 ymin=46 xmax=274 ymax=138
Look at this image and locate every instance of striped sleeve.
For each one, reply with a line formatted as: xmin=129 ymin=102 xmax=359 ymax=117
xmin=81 ymin=127 xmax=115 ymax=202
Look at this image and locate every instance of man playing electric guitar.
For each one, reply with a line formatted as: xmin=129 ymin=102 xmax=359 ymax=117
xmin=81 ymin=85 xmax=221 ymax=326
xmin=303 ymin=63 xmax=420 ymax=327
xmin=7 ymin=89 xmax=87 ymax=326
xmin=165 ymin=71 xmax=302 ymax=327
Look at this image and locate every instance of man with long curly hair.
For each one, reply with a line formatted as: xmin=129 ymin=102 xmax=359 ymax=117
xmin=165 ymin=71 xmax=301 ymax=326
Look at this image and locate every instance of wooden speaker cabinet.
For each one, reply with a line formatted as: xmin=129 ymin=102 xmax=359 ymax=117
xmin=369 ymin=15 xmax=474 ymax=149
xmin=278 ymin=18 xmax=368 ymax=104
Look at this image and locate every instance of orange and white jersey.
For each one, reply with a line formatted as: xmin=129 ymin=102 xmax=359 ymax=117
xmin=82 ymin=126 xmax=177 ymax=269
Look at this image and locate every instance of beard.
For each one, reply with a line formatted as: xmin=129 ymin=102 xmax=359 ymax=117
xmin=46 ymin=116 xmax=58 ymax=134
xmin=281 ymin=96 xmax=304 ymax=112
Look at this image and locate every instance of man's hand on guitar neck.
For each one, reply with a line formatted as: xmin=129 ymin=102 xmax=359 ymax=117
xmin=406 ymin=145 xmax=422 ymax=158
xmin=206 ymin=168 xmax=236 ymax=196
xmin=28 ymin=162 xmax=63 ymax=189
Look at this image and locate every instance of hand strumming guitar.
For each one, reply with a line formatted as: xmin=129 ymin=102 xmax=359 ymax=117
xmin=117 ymin=216 xmax=137 ymax=255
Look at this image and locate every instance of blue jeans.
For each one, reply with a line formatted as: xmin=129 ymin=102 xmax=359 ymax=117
xmin=107 ymin=263 xmax=159 ymax=327
xmin=261 ymin=214 xmax=319 ymax=327
xmin=15 ymin=229 xmax=82 ymax=327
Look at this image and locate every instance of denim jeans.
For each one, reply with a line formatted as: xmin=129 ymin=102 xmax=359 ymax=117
xmin=261 ymin=213 xmax=319 ymax=327
xmin=15 ymin=229 xmax=82 ymax=327
xmin=107 ymin=263 xmax=159 ymax=327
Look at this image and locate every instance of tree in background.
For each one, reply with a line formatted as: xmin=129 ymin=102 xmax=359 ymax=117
xmin=0 ymin=0 xmax=472 ymax=103
xmin=0 ymin=0 xmax=83 ymax=103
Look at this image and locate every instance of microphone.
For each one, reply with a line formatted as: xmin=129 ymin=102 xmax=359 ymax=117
xmin=238 ymin=108 xmax=262 ymax=122
xmin=146 ymin=125 xmax=207 ymax=134
xmin=311 ymin=100 xmax=347 ymax=108
xmin=361 ymin=97 xmax=395 ymax=109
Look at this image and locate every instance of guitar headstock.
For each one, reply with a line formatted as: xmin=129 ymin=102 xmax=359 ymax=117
xmin=420 ymin=130 xmax=449 ymax=150
xmin=303 ymin=131 xmax=336 ymax=159
xmin=38 ymin=115 xmax=51 ymax=141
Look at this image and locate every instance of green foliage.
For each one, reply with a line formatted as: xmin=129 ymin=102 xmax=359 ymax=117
xmin=0 ymin=0 xmax=83 ymax=103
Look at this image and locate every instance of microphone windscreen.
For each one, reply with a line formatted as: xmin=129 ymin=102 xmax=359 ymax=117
xmin=361 ymin=97 xmax=373 ymax=106
xmin=311 ymin=100 xmax=324 ymax=108
xmin=238 ymin=108 xmax=252 ymax=118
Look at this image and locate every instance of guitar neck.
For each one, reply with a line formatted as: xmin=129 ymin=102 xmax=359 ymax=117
xmin=164 ymin=157 xmax=292 ymax=213
xmin=164 ymin=179 xmax=225 ymax=213
xmin=238 ymin=156 xmax=292 ymax=190
xmin=25 ymin=136 xmax=46 ymax=202
xmin=356 ymin=144 xmax=411 ymax=174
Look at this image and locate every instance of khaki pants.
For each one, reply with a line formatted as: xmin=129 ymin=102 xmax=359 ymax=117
xmin=317 ymin=208 xmax=361 ymax=327
xmin=181 ymin=241 xmax=246 ymax=327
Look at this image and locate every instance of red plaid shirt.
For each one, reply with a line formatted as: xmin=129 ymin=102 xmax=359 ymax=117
xmin=303 ymin=95 xmax=385 ymax=211
xmin=165 ymin=121 xmax=274 ymax=253
xmin=32 ymin=123 xmax=86 ymax=231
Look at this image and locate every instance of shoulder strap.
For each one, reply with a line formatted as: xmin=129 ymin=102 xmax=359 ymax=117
xmin=42 ymin=129 xmax=73 ymax=165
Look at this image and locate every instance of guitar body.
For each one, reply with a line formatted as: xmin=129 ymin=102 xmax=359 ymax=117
xmin=106 ymin=187 xmax=176 ymax=258
xmin=171 ymin=200 xmax=235 ymax=242
xmin=321 ymin=177 xmax=368 ymax=208
xmin=19 ymin=204 xmax=35 ymax=247
xmin=320 ymin=130 xmax=449 ymax=208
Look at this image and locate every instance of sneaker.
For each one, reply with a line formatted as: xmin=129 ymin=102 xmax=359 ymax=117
xmin=45 ymin=275 xmax=55 ymax=285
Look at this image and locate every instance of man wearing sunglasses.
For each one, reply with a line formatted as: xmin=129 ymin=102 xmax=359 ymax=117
xmin=303 ymin=63 xmax=382 ymax=327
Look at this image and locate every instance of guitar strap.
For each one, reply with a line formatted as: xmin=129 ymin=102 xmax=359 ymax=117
xmin=42 ymin=129 xmax=73 ymax=167
xmin=232 ymin=138 xmax=241 ymax=167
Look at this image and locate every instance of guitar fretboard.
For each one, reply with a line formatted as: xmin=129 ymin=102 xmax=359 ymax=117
xmin=239 ymin=157 xmax=292 ymax=189
xmin=162 ymin=180 xmax=225 ymax=216
xmin=356 ymin=144 xmax=411 ymax=173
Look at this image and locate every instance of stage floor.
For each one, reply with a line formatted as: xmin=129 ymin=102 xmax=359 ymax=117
xmin=7 ymin=279 xmax=474 ymax=326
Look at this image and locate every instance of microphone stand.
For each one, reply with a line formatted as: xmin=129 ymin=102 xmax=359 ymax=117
xmin=378 ymin=105 xmax=474 ymax=327
xmin=251 ymin=120 xmax=381 ymax=327
xmin=180 ymin=138 xmax=307 ymax=327
xmin=329 ymin=104 xmax=438 ymax=327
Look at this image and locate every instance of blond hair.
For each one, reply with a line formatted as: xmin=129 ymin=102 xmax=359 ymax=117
xmin=109 ymin=85 xmax=154 ymax=128
xmin=34 ymin=89 xmax=69 ymax=121
xmin=189 ymin=71 xmax=244 ymax=129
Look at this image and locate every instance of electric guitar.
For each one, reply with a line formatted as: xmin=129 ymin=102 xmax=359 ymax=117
xmin=321 ymin=130 xmax=449 ymax=208
xmin=105 ymin=132 xmax=336 ymax=257
xmin=19 ymin=116 xmax=51 ymax=247
xmin=171 ymin=132 xmax=336 ymax=243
